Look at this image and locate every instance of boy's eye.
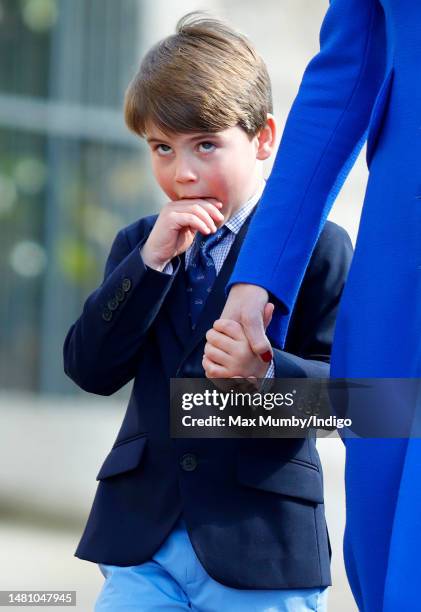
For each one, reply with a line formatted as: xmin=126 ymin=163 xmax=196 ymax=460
xmin=198 ymin=142 xmax=216 ymax=153
xmin=156 ymin=144 xmax=172 ymax=155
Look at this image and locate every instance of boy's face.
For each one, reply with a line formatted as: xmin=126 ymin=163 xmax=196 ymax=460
xmin=145 ymin=120 xmax=275 ymax=220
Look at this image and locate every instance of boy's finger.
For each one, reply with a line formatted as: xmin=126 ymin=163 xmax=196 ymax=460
xmin=187 ymin=202 xmax=221 ymax=230
xmin=202 ymin=355 xmax=229 ymax=379
xmin=188 ymin=206 xmax=218 ymax=233
xmin=203 ymin=343 xmax=231 ymax=368
xmin=172 ymin=204 xmax=216 ymax=233
xmin=205 ymin=329 xmax=237 ymax=353
xmin=212 ymin=318 xmax=243 ymax=340
xmin=198 ymin=201 xmax=225 ymax=225
xmin=178 ymin=200 xmax=224 ymax=229
xmin=175 ymin=212 xmax=213 ymax=235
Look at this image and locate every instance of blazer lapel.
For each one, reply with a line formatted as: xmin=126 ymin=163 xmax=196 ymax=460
xmin=163 ymin=252 xmax=191 ymax=347
xmin=177 ymin=208 xmax=257 ymax=369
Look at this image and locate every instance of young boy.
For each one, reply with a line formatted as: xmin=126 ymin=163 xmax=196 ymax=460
xmin=64 ymin=12 xmax=352 ymax=611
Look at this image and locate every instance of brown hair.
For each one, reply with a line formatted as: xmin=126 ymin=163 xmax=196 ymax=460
xmin=124 ymin=12 xmax=273 ymax=138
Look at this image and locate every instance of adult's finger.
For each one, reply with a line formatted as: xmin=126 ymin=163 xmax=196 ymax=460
xmin=263 ymin=302 xmax=275 ymax=330
xmin=241 ymin=309 xmax=272 ymax=362
xmin=222 ymin=284 xmax=272 ymax=360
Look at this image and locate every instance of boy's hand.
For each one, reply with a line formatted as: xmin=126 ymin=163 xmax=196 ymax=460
xmin=203 ymin=303 xmax=274 ymax=379
xmin=221 ymin=284 xmax=272 ymax=362
xmin=140 ymin=198 xmax=224 ymax=271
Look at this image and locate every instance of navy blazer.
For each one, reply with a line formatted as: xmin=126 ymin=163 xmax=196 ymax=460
xmin=63 ymin=212 xmax=352 ymax=589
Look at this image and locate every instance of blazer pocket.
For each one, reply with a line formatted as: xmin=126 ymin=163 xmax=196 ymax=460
xmin=96 ymin=433 xmax=148 ymax=480
xmin=237 ymin=453 xmax=323 ymax=504
xmin=366 ymin=67 xmax=394 ymax=169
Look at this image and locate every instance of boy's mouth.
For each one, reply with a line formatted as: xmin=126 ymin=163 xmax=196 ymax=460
xmin=181 ymin=196 xmax=216 ymax=201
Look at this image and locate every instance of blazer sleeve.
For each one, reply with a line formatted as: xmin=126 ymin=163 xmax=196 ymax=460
xmin=272 ymin=222 xmax=353 ymax=378
xmin=228 ymin=0 xmax=386 ymax=347
xmin=63 ymin=220 xmax=180 ymax=395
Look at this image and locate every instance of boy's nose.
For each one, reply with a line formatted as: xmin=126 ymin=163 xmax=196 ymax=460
xmin=174 ymin=159 xmax=198 ymax=183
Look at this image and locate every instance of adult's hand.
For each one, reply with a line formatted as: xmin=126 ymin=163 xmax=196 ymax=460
xmin=219 ymin=283 xmax=273 ymax=362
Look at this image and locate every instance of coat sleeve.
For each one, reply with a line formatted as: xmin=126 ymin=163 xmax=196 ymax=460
xmin=228 ymin=0 xmax=387 ymax=347
xmin=63 ymin=221 xmax=180 ymax=395
xmin=272 ymin=221 xmax=353 ymax=378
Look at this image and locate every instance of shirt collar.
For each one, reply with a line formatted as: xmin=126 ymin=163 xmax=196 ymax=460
xmin=225 ymin=180 xmax=266 ymax=236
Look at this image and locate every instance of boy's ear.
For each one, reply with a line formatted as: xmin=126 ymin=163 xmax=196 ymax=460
xmin=256 ymin=114 xmax=276 ymax=161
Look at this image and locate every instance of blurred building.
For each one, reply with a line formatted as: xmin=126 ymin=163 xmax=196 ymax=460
xmin=0 ymin=0 xmax=152 ymax=393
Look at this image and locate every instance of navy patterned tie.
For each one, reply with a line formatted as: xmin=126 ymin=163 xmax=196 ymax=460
xmin=186 ymin=225 xmax=230 ymax=329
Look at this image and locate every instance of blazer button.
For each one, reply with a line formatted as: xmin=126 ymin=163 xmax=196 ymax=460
xmin=107 ymin=297 xmax=119 ymax=311
xmin=179 ymin=453 xmax=198 ymax=472
xmin=102 ymin=308 xmax=112 ymax=322
xmin=122 ymin=278 xmax=132 ymax=292
xmin=116 ymin=286 xmax=125 ymax=302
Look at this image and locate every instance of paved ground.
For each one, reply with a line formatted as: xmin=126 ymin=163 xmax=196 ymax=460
xmin=0 ymin=521 xmax=102 ymax=611
xmin=0 ymin=441 xmax=357 ymax=610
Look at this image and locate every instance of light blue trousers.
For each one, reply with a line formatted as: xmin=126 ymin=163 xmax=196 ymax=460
xmin=94 ymin=519 xmax=328 ymax=611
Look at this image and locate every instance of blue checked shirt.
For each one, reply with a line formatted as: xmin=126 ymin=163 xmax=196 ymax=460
xmin=161 ymin=181 xmax=274 ymax=378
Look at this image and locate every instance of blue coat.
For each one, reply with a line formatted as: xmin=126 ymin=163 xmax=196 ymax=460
xmin=230 ymin=1 xmax=421 ymax=610
xmin=64 ymin=213 xmax=352 ymax=589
